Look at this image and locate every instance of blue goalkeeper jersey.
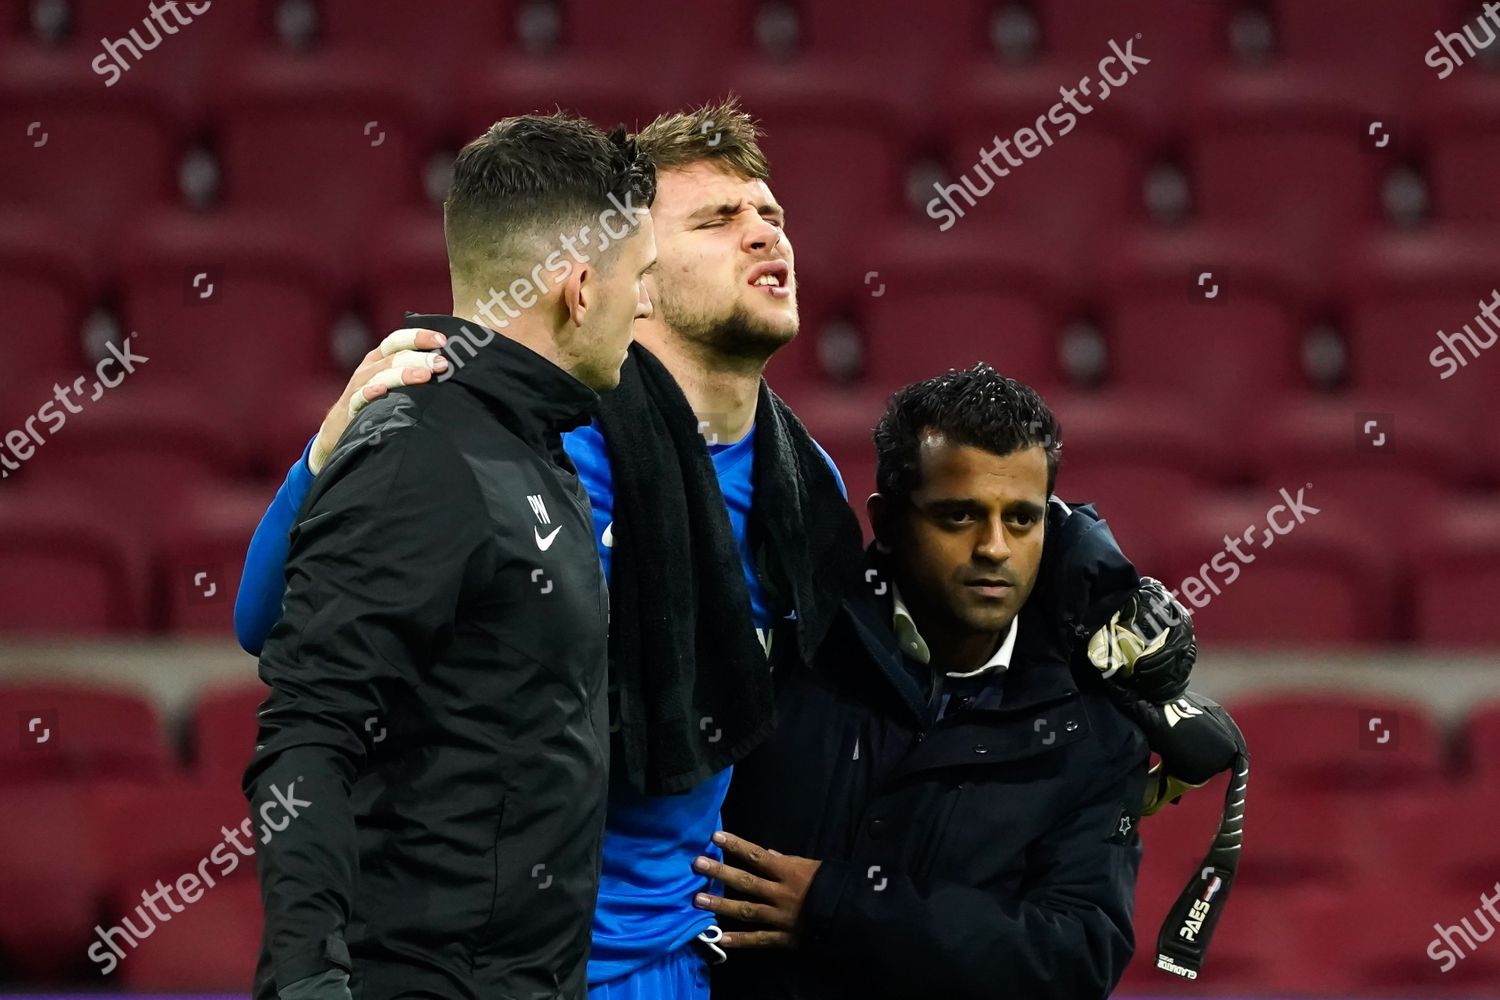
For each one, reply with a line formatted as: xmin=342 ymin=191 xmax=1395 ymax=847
xmin=234 ymin=418 xmax=844 ymax=987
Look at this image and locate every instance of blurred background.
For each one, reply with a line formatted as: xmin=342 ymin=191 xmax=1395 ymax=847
xmin=2 ymin=0 xmax=1499 ymax=995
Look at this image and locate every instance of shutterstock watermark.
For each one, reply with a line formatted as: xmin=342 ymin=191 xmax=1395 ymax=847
xmin=1428 ymin=881 xmax=1500 ymax=972
xmin=1426 ymin=3 xmax=1500 ymax=79
xmin=926 ymin=35 xmax=1150 ymax=231
xmin=438 ymin=192 xmax=648 ymax=377
xmin=1428 ymin=288 xmax=1499 ymax=380
xmin=0 ymin=336 xmax=149 ymax=480
xmin=87 ymin=778 xmax=309 ymax=975
xmin=1131 ymin=485 xmax=1322 ymax=635
xmin=93 ymin=1 xmax=213 ymax=88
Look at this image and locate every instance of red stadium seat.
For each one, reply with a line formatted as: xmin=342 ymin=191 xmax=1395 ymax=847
xmin=1095 ymin=228 xmax=1313 ymax=416
xmin=1246 ymin=393 xmax=1479 ymax=566
xmin=159 ymin=487 xmax=272 ymax=636
xmin=1302 ymin=883 xmax=1500 ymax=995
xmin=190 ymin=681 xmax=270 ymax=782
xmin=0 ymin=785 xmax=107 ymax=979
xmin=13 ymin=384 xmax=252 ymax=551
xmin=1046 ymin=392 xmax=1230 ymax=570
xmin=1427 ymin=75 xmax=1500 ymax=223
xmin=1335 ymin=228 xmax=1500 ymax=412
xmin=58 ymin=0 xmax=273 ymax=121
xmin=1463 ymin=700 xmax=1500 ymax=786
xmin=362 ymin=209 xmax=451 ymax=334
xmin=0 ymin=681 xmax=169 ymax=784
xmin=0 ymin=212 xmax=94 ymax=373
xmin=1227 ymin=692 xmax=1444 ymax=795
xmin=933 ymin=76 xmax=1150 ymax=273
xmin=1185 ymin=77 xmax=1386 ymax=270
xmin=1415 ymin=500 xmax=1500 ymax=648
xmin=0 ymin=496 xmax=150 ymax=635
xmin=86 ymin=778 xmax=260 ymax=989
xmin=211 ymin=53 xmax=433 ymax=254
xmin=0 ymin=51 xmax=182 ymax=257
xmin=114 ymin=210 xmax=345 ymax=424
xmin=1371 ymin=789 xmax=1500 ymax=894
xmin=851 ymin=230 xmax=1070 ymax=397
xmin=1157 ymin=497 xmax=1393 ymax=646
xmin=115 ymin=875 xmax=261 ymax=990
xmin=1263 ymin=0 xmax=1453 ymax=100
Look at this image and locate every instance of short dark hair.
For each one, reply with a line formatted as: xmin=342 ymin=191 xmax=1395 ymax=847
xmin=444 ymin=113 xmax=657 ymax=287
xmin=874 ymin=364 xmax=1061 ymax=503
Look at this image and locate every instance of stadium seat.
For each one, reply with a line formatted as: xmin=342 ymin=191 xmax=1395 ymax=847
xmin=159 ymin=487 xmax=272 ymax=636
xmin=1302 ymin=883 xmax=1500 ymax=995
xmin=1371 ymin=789 xmax=1500 ymax=894
xmin=1185 ymin=76 xmax=1386 ymax=269
xmin=1094 ymin=228 xmax=1313 ymax=417
xmin=0 ymin=211 xmax=94 ymax=373
xmin=0 ymin=51 xmax=182 ymax=257
xmin=190 ymin=681 xmax=270 ymax=782
xmin=1245 ymin=393 xmax=1479 ymax=568
xmin=1262 ymin=0 xmax=1454 ymax=101
xmin=1414 ymin=500 xmax=1500 ymax=647
xmin=1462 ymin=700 xmax=1500 ymax=786
xmin=850 ymin=230 xmax=1070 ymax=397
xmin=1427 ymin=75 xmax=1500 ymax=223
xmin=0 ymin=496 xmax=150 ymax=635
xmin=86 ymin=778 xmax=260 ymax=989
xmin=0 ymin=785 xmax=107 ymax=979
xmin=0 ymin=681 xmax=169 ymax=784
xmin=114 ymin=209 xmax=345 ymax=425
xmin=1227 ymin=692 xmax=1444 ymax=795
xmin=932 ymin=76 xmax=1150 ymax=273
xmin=311 ymin=0 xmax=515 ymax=108
xmin=13 ymin=384 xmax=252 ymax=550
xmin=57 ymin=0 xmax=273 ymax=121
xmin=362 ymin=209 xmax=452 ymax=334
xmin=1157 ymin=497 xmax=1393 ymax=646
xmin=1335 ymin=228 xmax=1500 ymax=412
xmin=210 ymin=52 xmax=433 ymax=253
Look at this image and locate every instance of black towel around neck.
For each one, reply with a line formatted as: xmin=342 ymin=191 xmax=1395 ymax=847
xmin=597 ymin=344 xmax=866 ymax=795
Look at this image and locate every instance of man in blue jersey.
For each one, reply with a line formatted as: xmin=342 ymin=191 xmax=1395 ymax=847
xmin=236 ymin=98 xmax=849 ymax=1000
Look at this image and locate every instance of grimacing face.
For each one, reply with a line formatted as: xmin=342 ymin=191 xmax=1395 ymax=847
xmin=573 ymin=210 xmax=657 ymax=390
xmin=646 ymin=162 xmax=798 ymax=361
xmin=878 ymin=434 xmax=1049 ymax=649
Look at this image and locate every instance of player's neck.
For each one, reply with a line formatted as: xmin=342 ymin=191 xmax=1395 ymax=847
xmin=638 ymin=327 xmax=763 ymax=445
xmin=451 ymin=309 xmax=572 ymax=377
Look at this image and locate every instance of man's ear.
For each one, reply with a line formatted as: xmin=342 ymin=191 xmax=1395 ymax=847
xmin=561 ymin=263 xmax=593 ymax=328
xmin=867 ymin=492 xmax=892 ymax=553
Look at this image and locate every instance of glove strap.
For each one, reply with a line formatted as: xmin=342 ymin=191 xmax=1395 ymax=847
xmin=1154 ymin=749 xmax=1248 ymax=980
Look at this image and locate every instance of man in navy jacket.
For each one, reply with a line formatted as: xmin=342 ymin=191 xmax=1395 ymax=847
xmin=700 ymin=365 xmax=1174 ymax=999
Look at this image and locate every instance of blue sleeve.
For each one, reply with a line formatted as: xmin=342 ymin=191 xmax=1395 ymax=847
xmin=812 ymin=439 xmax=847 ymax=500
xmin=234 ymin=437 xmax=319 ymax=655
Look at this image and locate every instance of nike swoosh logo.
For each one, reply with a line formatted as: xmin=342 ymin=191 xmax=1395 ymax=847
xmin=601 ymin=522 xmax=614 ymax=548
xmin=535 ymin=525 xmax=562 ymax=551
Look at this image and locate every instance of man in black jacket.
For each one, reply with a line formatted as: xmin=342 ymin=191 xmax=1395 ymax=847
xmin=699 ymin=365 xmax=1171 ymax=999
xmin=244 ymin=115 xmax=657 ymax=1000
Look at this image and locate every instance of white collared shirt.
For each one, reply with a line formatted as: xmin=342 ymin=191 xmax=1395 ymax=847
xmin=891 ymin=584 xmax=1019 ymax=678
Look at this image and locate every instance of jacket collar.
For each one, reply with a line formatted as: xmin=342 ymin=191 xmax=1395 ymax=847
xmin=407 ymin=313 xmax=599 ymax=442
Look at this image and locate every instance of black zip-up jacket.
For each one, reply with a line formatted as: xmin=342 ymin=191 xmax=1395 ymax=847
xmin=718 ymin=501 xmax=1150 ymax=1000
xmin=244 ymin=316 xmax=610 ymax=1000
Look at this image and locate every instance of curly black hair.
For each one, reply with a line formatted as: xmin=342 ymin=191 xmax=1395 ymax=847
xmin=874 ymin=364 xmax=1061 ymax=503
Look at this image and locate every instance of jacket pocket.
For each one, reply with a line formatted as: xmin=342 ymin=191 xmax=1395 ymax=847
xmin=911 ymin=781 xmax=966 ymax=884
xmin=470 ymin=795 xmax=510 ymax=954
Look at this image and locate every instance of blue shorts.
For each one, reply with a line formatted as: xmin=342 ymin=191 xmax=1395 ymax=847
xmin=588 ymin=938 xmax=711 ymax=1000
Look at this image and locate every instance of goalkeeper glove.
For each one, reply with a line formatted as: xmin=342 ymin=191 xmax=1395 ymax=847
xmin=1088 ymin=576 xmax=1196 ymax=703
